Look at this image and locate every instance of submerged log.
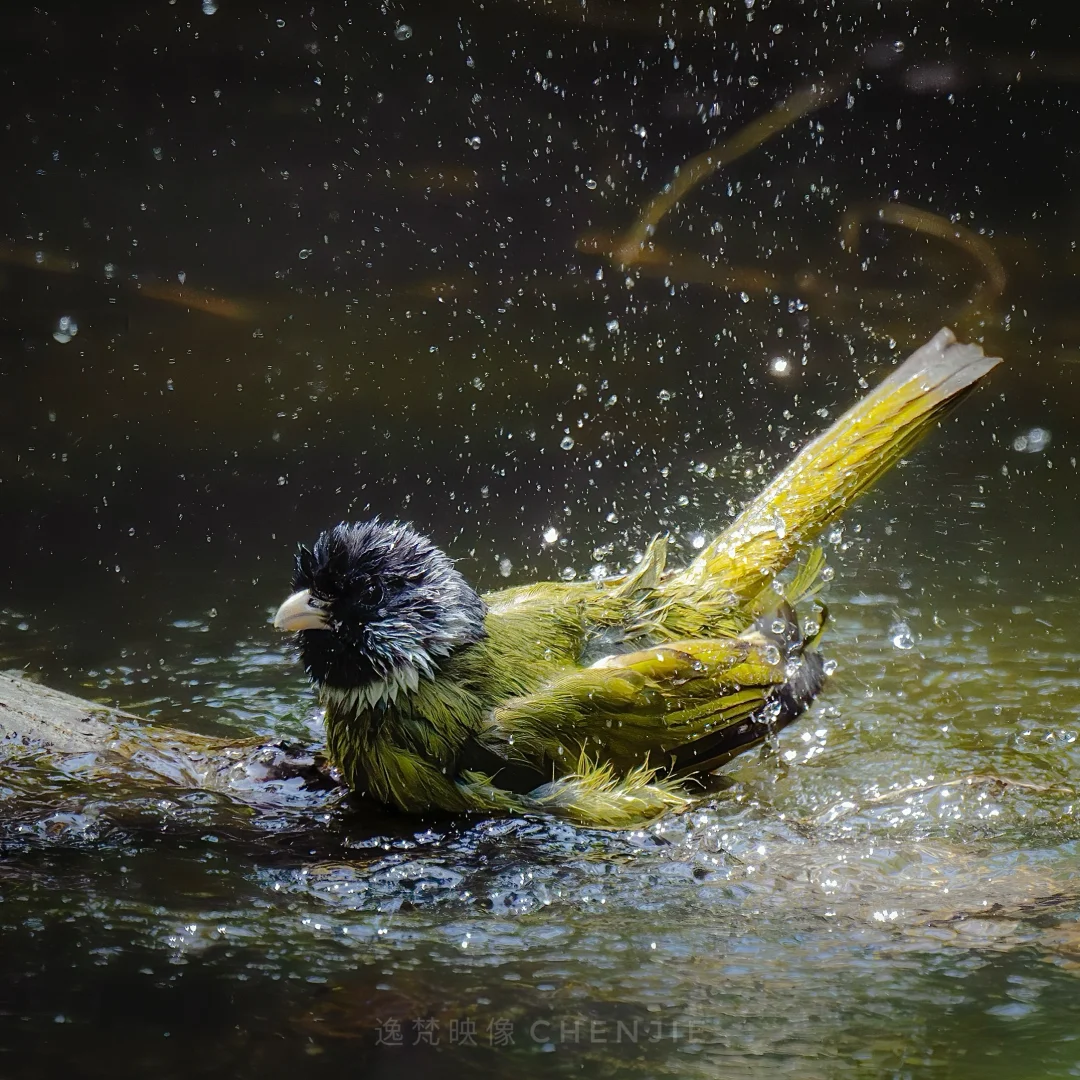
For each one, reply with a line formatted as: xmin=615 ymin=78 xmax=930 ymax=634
xmin=0 ymin=668 xmax=129 ymax=755
xmin=0 ymin=670 xmax=351 ymax=852
xmin=0 ymin=668 xmax=338 ymax=794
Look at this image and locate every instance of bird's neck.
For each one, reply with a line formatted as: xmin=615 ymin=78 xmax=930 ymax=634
xmin=319 ymin=660 xmax=486 ymax=803
xmin=319 ymin=674 xmax=418 ymax=792
xmin=319 ymin=662 xmax=425 ymax=715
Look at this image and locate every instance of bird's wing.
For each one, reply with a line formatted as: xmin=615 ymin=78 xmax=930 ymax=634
xmin=474 ymin=632 xmax=803 ymax=780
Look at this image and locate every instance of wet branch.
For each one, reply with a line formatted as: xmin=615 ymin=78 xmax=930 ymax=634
xmin=0 ymin=670 xmax=344 ymax=837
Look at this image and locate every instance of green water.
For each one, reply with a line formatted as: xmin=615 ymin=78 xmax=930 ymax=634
xmin=2 ymin=1 xmax=1079 ymax=1075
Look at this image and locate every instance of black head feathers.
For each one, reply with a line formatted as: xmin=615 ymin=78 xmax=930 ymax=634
xmin=287 ymin=520 xmax=486 ymax=705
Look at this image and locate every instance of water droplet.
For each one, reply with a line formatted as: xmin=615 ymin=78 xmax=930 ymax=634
xmin=201 ymin=0 xmax=218 ymax=13
xmin=560 ymin=567 xmax=577 ymax=581
xmin=177 ymin=271 xmax=186 ymax=284
xmin=891 ymin=39 xmax=906 ymax=52
xmin=590 ymin=564 xmax=608 ymax=582
xmin=542 ymin=526 xmax=560 ymax=544
xmin=560 ymin=436 xmax=575 ymax=450
xmin=763 ymin=645 xmax=782 ymax=666
xmin=658 ymin=389 xmax=672 ymax=402
xmin=393 ymin=23 xmax=413 ymax=41
xmin=747 ymin=75 xmax=760 ymax=87
xmin=465 ymin=135 xmax=481 ymax=150
xmin=1012 ymin=427 xmax=1051 ymax=454
xmin=676 ymin=494 xmax=689 ymax=507
xmin=52 ymin=315 xmax=79 ymax=344
xmin=298 ymin=248 xmax=312 ymax=260
xmin=152 ymin=147 xmax=163 ymax=161
xmin=827 ymin=527 xmax=843 ymax=545
xmin=821 ymin=565 xmax=835 ymax=582
xmin=690 ymin=533 xmax=705 ymax=550
xmin=769 ymin=356 xmax=791 ymax=376
xmin=103 ymin=263 xmax=116 ymax=280
xmin=822 ymin=658 xmax=838 ymax=676
xmin=890 ymin=622 xmax=915 ymax=650
xmin=498 ymin=557 xmax=513 ymax=577
xmin=605 ymin=319 xmax=619 ymax=333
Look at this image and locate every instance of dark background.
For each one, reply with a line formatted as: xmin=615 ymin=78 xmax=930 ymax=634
xmin=2 ymin=6 xmax=1080 ymax=1076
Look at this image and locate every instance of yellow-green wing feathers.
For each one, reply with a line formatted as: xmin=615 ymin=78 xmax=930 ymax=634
xmin=477 ymin=634 xmax=788 ymax=774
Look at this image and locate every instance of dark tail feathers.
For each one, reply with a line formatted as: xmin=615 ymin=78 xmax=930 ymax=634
xmin=669 ymin=602 xmax=829 ymax=778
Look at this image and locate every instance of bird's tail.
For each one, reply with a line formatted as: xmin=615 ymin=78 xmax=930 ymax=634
xmin=683 ymin=328 xmax=1001 ymax=601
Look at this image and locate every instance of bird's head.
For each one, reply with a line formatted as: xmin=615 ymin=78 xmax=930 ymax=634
xmin=273 ymin=520 xmax=486 ymax=710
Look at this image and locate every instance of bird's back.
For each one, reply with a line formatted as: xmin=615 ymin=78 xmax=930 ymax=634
xmin=474 ymin=533 xmax=823 ymax=675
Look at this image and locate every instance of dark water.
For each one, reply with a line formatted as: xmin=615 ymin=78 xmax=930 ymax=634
xmin=2 ymin=1 xmax=1079 ymax=1075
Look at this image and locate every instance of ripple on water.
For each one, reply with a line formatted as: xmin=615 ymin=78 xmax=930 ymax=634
xmin=5 ymin=588 xmax=1080 ymax=1074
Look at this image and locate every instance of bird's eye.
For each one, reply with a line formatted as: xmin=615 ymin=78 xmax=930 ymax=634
xmin=356 ymin=579 xmax=384 ymax=607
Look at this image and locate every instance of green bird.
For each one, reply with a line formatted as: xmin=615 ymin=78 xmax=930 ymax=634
xmin=274 ymin=328 xmax=1000 ymax=827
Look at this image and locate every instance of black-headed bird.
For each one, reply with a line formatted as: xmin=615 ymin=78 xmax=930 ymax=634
xmin=274 ymin=329 xmax=1000 ymax=827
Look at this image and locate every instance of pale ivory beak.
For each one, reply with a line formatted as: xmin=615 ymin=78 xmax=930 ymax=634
xmin=273 ymin=589 xmax=329 ymax=632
